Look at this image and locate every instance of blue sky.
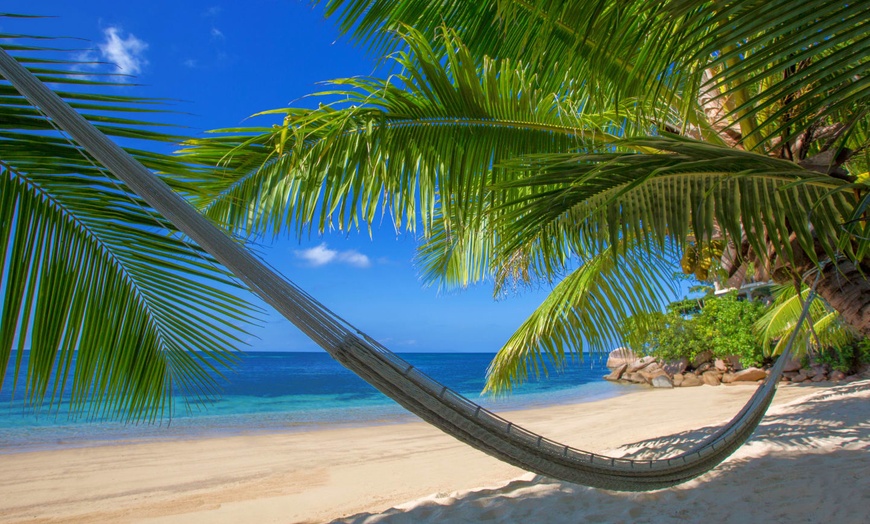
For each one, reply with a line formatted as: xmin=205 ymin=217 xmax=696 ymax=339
xmin=2 ymin=1 xmax=569 ymax=353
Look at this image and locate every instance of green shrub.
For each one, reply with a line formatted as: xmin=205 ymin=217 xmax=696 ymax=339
xmin=622 ymin=294 xmax=766 ymax=367
xmin=699 ymin=295 xmax=766 ymax=367
xmin=815 ymin=337 xmax=870 ymax=374
xmin=623 ymin=310 xmax=698 ymax=362
xmin=857 ymin=337 xmax=870 ymax=365
xmin=815 ymin=347 xmax=851 ymax=373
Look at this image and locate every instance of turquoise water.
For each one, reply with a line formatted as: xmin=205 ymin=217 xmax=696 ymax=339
xmin=0 ymin=352 xmax=624 ymax=453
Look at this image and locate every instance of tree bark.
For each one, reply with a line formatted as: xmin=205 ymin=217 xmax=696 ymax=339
xmin=796 ymin=261 xmax=870 ymax=338
xmin=771 ymin=237 xmax=870 ymax=337
xmin=721 ymin=231 xmax=870 ymax=337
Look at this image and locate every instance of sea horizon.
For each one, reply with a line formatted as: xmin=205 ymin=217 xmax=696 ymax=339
xmin=0 ymin=351 xmax=627 ymax=454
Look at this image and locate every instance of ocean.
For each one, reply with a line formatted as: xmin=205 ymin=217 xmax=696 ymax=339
xmin=0 ymin=352 xmax=623 ymax=453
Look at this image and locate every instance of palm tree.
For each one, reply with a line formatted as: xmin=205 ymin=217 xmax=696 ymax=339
xmin=757 ymin=284 xmax=856 ymax=359
xmin=181 ymin=0 xmax=869 ymax=393
xmin=0 ymin=22 xmax=253 ymax=420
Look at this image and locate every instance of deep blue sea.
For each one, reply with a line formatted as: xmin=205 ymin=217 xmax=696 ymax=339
xmin=0 ymin=352 xmax=623 ymax=453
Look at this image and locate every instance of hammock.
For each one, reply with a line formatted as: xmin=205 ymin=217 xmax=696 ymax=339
xmin=0 ymin=47 xmax=809 ymax=491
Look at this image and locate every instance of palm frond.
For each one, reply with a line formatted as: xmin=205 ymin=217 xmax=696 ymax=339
xmin=755 ymin=285 xmax=854 ymax=357
xmin=0 ymin=26 xmax=254 ymax=421
xmin=319 ymin=1 xmax=709 ymax=132
xmin=670 ymin=0 xmax=870 ymax=151
xmin=321 ymin=1 xmax=870 ymax=153
xmin=414 ymin=204 xmax=498 ymax=291
xmin=494 ymin=135 xmax=856 ymax=277
xmin=484 ymin=244 xmax=680 ymax=394
xmin=181 ymin=27 xmax=640 ymax=242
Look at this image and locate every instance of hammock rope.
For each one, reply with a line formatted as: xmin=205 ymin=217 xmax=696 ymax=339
xmin=0 ymin=46 xmax=811 ymax=491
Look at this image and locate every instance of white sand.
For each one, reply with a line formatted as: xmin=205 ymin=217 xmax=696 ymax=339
xmin=0 ymin=381 xmax=866 ymax=524
xmin=339 ymin=381 xmax=870 ymax=524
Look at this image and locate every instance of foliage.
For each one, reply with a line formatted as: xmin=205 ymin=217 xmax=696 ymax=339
xmin=0 ymin=22 xmax=253 ymax=421
xmin=755 ymin=285 xmax=854 ymax=358
xmin=181 ymin=1 xmax=870 ymax=393
xmin=624 ymin=294 xmax=766 ymax=368
xmin=484 ymin=245 xmax=679 ymax=393
xmin=630 ymin=284 xmax=866 ymax=373
xmin=667 ymin=297 xmax=704 ymax=316
xmin=701 ymin=295 xmax=766 ymax=367
xmin=320 ymin=0 xmax=870 ymax=151
xmin=623 ymin=310 xmax=704 ymax=363
xmin=814 ymin=337 xmax=870 ymax=374
xmin=860 ymin=338 xmax=870 ymax=365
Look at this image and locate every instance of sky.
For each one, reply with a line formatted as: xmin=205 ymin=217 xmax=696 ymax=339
xmin=1 ymin=1 xmax=573 ymax=354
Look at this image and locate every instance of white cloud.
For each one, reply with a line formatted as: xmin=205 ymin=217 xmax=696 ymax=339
xmin=297 ymin=244 xmax=337 ymax=266
xmin=295 ymin=243 xmax=371 ymax=268
xmin=210 ymin=27 xmax=225 ymax=40
xmin=98 ymin=27 xmax=148 ymax=76
xmin=340 ymin=251 xmax=371 ymax=268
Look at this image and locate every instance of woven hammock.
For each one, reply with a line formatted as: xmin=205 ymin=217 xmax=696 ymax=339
xmin=0 ymin=47 xmax=809 ymax=491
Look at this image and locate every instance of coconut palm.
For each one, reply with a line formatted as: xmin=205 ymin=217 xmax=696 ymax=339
xmin=756 ymin=284 xmax=856 ymax=359
xmin=181 ymin=0 xmax=870 ymax=392
xmin=0 ymin=24 xmax=253 ymax=420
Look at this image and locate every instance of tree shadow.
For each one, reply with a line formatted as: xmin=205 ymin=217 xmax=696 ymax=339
xmin=616 ymin=381 xmax=870 ymax=460
xmin=334 ymin=381 xmax=870 ymax=524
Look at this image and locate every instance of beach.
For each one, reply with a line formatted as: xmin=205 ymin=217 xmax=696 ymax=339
xmin=1 ymin=379 xmax=867 ymax=523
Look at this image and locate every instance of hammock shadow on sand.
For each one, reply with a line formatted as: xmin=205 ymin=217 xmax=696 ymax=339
xmin=334 ymin=450 xmax=870 ymax=524
xmin=614 ymin=381 xmax=870 ymax=461
xmin=334 ymin=381 xmax=870 ymax=524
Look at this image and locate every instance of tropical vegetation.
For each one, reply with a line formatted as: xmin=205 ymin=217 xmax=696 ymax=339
xmin=623 ymin=293 xmax=768 ymax=368
xmin=623 ymin=286 xmax=870 ymax=374
xmin=814 ymin=337 xmax=870 ymax=374
xmin=0 ymin=22 xmax=252 ymax=420
xmin=180 ymin=0 xmax=870 ymax=393
xmin=3 ymin=1 xmax=870 ymax=420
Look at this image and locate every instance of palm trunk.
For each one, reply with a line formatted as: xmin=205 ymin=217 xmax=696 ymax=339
xmin=790 ymin=260 xmax=870 ymax=338
xmin=770 ymin=233 xmax=870 ymax=336
xmin=725 ymin=235 xmax=870 ymax=337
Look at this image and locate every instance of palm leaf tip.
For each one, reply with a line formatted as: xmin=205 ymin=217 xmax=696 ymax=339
xmin=484 ymin=245 xmax=680 ymax=394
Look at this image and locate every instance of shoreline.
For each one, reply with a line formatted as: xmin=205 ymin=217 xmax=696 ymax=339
xmin=0 ymin=379 xmax=631 ymax=456
xmin=0 ymin=381 xmax=851 ymax=523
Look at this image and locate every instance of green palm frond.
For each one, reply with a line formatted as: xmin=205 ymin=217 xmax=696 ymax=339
xmin=669 ymin=0 xmax=870 ymax=151
xmin=484 ymin=244 xmax=680 ymax=394
xmin=322 ymin=1 xmax=870 ymax=152
xmin=495 ymin=135 xmax=856 ymax=276
xmin=181 ymin=26 xmax=639 ymax=242
xmin=414 ymin=206 xmax=576 ymax=295
xmin=0 ymin=27 xmax=253 ymax=421
xmin=756 ymin=285 xmax=853 ymax=357
xmin=319 ymin=1 xmax=710 ymax=136
xmin=414 ymin=204 xmax=498 ymax=291
xmin=320 ymin=1 xmax=683 ymax=95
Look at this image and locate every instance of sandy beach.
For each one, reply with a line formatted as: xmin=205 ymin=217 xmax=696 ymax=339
xmin=1 ymin=380 xmax=867 ymax=524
